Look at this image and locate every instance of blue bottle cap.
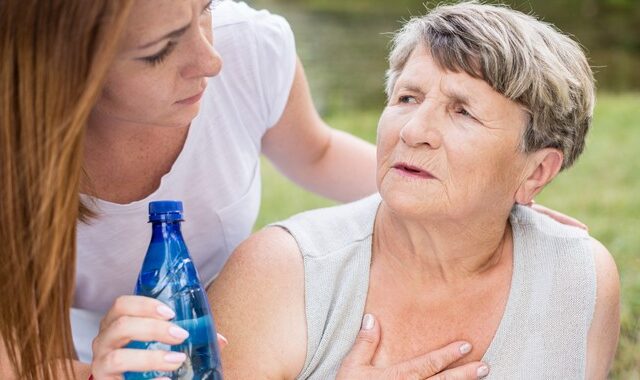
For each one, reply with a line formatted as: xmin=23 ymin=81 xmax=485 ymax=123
xmin=149 ymin=200 xmax=184 ymax=222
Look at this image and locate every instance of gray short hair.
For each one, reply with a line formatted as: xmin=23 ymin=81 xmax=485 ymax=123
xmin=385 ymin=2 xmax=595 ymax=170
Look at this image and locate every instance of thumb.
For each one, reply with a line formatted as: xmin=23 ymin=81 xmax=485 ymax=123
xmin=343 ymin=313 xmax=381 ymax=366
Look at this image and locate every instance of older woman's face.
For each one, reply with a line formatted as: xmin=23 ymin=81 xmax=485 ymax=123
xmin=377 ymin=45 xmax=531 ymax=220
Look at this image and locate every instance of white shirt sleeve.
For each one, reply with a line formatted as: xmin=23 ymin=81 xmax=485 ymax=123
xmin=211 ymin=1 xmax=297 ymax=133
xmin=249 ymin=7 xmax=297 ymax=128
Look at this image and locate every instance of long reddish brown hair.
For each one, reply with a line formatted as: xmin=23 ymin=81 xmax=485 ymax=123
xmin=0 ymin=1 xmax=132 ymax=378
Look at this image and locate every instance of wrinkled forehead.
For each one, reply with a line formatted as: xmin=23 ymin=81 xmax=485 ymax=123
xmin=396 ymin=44 xmax=485 ymax=96
xmin=397 ymin=45 xmax=530 ymax=126
xmin=415 ymin=40 xmax=531 ymax=114
xmin=423 ymin=37 xmax=484 ymax=82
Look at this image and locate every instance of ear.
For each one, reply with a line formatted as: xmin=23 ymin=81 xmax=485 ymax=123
xmin=515 ymin=148 xmax=564 ymax=205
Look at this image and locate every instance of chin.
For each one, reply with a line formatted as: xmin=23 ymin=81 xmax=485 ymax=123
xmin=162 ymin=105 xmax=201 ymax=127
xmin=181 ymin=100 xmax=202 ymax=117
xmin=380 ymin=186 xmax=432 ymax=217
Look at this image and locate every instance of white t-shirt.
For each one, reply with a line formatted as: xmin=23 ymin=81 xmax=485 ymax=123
xmin=71 ymin=1 xmax=297 ymax=362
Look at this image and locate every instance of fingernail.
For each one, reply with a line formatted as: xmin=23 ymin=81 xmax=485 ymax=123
xmin=157 ymin=305 xmax=175 ymax=319
xmin=218 ymin=333 xmax=228 ymax=346
xmin=155 ymin=377 xmax=172 ymax=380
xmin=477 ymin=365 xmax=489 ymax=378
xmin=459 ymin=342 xmax=472 ymax=354
xmin=361 ymin=314 xmax=374 ymax=330
xmin=169 ymin=325 xmax=189 ymax=339
xmin=164 ymin=352 xmax=187 ymax=363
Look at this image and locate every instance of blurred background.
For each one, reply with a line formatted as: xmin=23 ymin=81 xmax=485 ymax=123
xmin=246 ymin=0 xmax=640 ymax=377
xmin=252 ymin=0 xmax=640 ymax=113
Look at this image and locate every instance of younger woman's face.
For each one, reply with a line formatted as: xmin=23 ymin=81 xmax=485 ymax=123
xmin=93 ymin=0 xmax=222 ymax=128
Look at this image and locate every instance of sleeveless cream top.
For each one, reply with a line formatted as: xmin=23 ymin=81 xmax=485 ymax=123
xmin=273 ymin=194 xmax=596 ymax=379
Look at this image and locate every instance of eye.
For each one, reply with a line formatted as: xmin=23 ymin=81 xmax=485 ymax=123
xmin=457 ymin=107 xmax=470 ymax=116
xmin=202 ymin=0 xmax=214 ymax=14
xmin=142 ymin=41 xmax=177 ymax=66
xmin=454 ymin=104 xmax=476 ymax=120
xmin=398 ymin=95 xmax=417 ymax=104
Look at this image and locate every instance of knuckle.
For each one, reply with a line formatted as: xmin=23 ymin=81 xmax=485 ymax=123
xmin=112 ymin=295 xmax=129 ymax=314
xmin=355 ymin=330 xmax=377 ymax=345
xmin=465 ymin=365 xmax=483 ymax=380
xmin=420 ymin=356 xmax=444 ymax=376
xmin=111 ymin=315 xmax=131 ymax=332
xmin=104 ymin=350 xmax=126 ymax=372
xmin=439 ymin=365 xmax=477 ymax=380
xmin=98 ymin=317 xmax=107 ymax=332
xmin=91 ymin=335 xmax=102 ymax=355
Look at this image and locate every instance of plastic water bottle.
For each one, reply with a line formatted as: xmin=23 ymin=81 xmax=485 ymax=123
xmin=124 ymin=201 xmax=223 ymax=380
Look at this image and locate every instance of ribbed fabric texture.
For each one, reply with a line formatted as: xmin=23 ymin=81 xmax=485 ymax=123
xmin=273 ymin=194 xmax=596 ymax=379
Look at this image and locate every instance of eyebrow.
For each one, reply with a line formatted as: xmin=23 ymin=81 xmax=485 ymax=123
xmin=445 ymin=89 xmax=473 ymax=106
xmin=397 ymin=82 xmax=474 ymax=105
xmin=438 ymin=80 xmax=477 ymax=106
xmin=138 ymin=23 xmax=190 ymax=50
xmin=397 ymin=84 xmax=423 ymax=94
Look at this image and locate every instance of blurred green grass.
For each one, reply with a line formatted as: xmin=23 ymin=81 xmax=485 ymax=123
xmin=255 ymin=92 xmax=640 ymax=378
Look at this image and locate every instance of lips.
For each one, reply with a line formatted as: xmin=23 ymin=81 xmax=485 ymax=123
xmin=392 ymin=162 xmax=436 ymax=179
xmin=176 ymin=90 xmax=204 ymax=105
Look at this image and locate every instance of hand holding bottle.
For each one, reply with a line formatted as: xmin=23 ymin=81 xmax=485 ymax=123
xmin=91 ymin=201 xmax=224 ymax=380
xmin=91 ymin=295 xmax=228 ymax=380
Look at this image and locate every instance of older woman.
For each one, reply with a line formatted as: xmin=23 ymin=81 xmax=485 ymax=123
xmin=209 ymin=2 xmax=619 ymax=379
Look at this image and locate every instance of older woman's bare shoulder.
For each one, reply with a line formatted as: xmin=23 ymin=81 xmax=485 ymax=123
xmin=586 ymin=237 xmax=620 ymax=379
xmin=589 ymin=237 xmax=619 ymax=333
xmin=590 ymin=237 xmax=619 ymax=297
xmin=211 ymin=226 xmax=303 ymax=304
xmin=230 ymin=226 xmax=302 ymax=271
xmin=208 ymin=227 xmax=306 ymax=378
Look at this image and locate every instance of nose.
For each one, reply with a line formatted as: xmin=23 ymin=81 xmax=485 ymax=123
xmin=181 ymin=28 xmax=223 ymax=79
xmin=399 ymin=100 xmax=442 ymax=149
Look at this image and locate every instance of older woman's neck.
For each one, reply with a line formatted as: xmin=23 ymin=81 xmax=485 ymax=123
xmin=373 ymin=203 xmax=513 ymax=283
